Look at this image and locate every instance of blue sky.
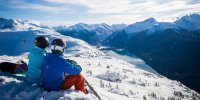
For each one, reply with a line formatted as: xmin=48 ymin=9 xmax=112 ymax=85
xmin=0 ymin=0 xmax=200 ymax=26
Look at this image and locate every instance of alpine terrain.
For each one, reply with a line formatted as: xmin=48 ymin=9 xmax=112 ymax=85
xmin=0 ymin=17 xmax=200 ymax=100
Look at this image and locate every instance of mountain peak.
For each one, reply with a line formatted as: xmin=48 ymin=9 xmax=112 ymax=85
xmin=190 ymin=13 xmax=200 ymax=17
xmin=0 ymin=18 xmax=15 ymax=29
xmin=144 ymin=17 xmax=157 ymax=23
xmin=179 ymin=13 xmax=200 ymax=21
xmin=174 ymin=13 xmax=200 ymax=30
xmin=124 ymin=17 xmax=158 ymax=34
xmin=76 ymin=22 xmax=87 ymax=25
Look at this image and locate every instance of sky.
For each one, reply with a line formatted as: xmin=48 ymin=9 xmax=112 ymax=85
xmin=0 ymin=0 xmax=200 ymax=26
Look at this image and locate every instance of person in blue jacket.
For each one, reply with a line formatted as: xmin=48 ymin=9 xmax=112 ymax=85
xmin=42 ymin=38 xmax=87 ymax=94
xmin=26 ymin=36 xmax=49 ymax=84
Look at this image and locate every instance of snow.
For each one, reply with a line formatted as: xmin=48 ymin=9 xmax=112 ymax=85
xmin=105 ymin=50 xmax=158 ymax=75
xmin=124 ymin=18 xmax=158 ymax=34
xmin=0 ymin=18 xmax=200 ymax=100
xmin=0 ymin=18 xmax=51 ymax=32
xmin=118 ymin=14 xmax=200 ymax=36
xmin=111 ymin=24 xmax=127 ymax=31
xmin=0 ymin=72 xmax=93 ymax=100
xmin=174 ymin=14 xmax=200 ymax=30
xmin=54 ymin=23 xmax=115 ymax=44
xmin=146 ymin=22 xmax=179 ymax=35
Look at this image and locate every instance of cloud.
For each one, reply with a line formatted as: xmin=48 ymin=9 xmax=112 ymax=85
xmin=1 ymin=0 xmax=200 ymax=25
xmin=18 ymin=4 xmax=69 ymax=13
xmin=0 ymin=0 xmax=70 ymax=13
xmin=44 ymin=0 xmax=199 ymax=16
xmin=41 ymin=0 xmax=200 ymax=25
xmin=187 ymin=0 xmax=200 ymax=5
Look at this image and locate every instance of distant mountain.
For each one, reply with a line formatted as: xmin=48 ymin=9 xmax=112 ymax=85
xmin=54 ymin=23 xmax=126 ymax=45
xmin=103 ymin=13 xmax=200 ymax=92
xmin=111 ymin=24 xmax=126 ymax=31
xmin=0 ymin=18 xmax=51 ymax=31
xmin=124 ymin=18 xmax=158 ymax=34
xmin=104 ymin=13 xmax=200 ymax=46
xmin=174 ymin=14 xmax=200 ymax=30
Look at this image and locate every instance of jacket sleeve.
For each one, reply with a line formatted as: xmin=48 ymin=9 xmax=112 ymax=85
xmin=59 ymin=58 xmax=82 ymax=75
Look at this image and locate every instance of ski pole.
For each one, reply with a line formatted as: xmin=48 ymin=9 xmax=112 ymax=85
xmin=84 ymin=77 xmax=102 ymax=100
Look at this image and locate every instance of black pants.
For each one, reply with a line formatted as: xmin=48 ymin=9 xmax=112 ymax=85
xmin=0 ymin=62 xmax=16 ymax=74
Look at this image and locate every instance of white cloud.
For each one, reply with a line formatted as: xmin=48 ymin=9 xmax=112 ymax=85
xmin=37 ymin=0 xmax=200 ymax=24
xmin=19 ymin=4 xmax=68 ymax=13
xmin=8 ymin=0 xmax=70 ymax=13
xmin=44 ymin=0 xmax=199 ymax=15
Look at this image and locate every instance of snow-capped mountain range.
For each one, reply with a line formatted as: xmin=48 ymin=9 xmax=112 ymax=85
xmin=54 ymin=14 xmax=200 ymax=45
xmin=123 ymin=13 xmax=200 ymax=36
xmin=54 ymin=23 xmax=126 ymax=45
xmin=0 ymin=17 xmax=199 ymax=100
xmin=103 ymin=14 xmax=200 ymax=93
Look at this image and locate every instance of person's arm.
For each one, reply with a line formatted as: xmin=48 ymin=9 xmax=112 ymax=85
xmin=65 ymin=59 xmax=78 ymax=65
xmin=59 ymin=59 xmax=82 ymax=75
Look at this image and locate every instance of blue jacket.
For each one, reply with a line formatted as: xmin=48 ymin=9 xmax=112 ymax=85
xmin=26 ymin=46 xmax=46 ymax=84
xmin=42 ymin=53 xmax=82 ymax=91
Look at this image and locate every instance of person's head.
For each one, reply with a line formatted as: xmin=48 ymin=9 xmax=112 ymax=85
xmin=35 ymin=36 xmax=49 ymax=49
xmin=51 ymin=38 xmax=66 ymax=54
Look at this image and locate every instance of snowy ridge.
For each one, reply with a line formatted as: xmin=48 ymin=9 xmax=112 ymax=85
xmin=124 ymin=18 xmax=158 ymax=34
xmin=54 ymin=14 xmax=200 ymax=39
xmin=0 ymin=18 xmax=51 ymax=32
xmin=54 ymin=23 xmax=126 ymax=32
xmin=54 ymin=23 xmax=114 ymax=45
xmin=146 ymin=22 xmax=179 ymax=35
xmin=121 ymin=14 xmax=200 ymax=36
xmin=54 ymin=23 xmax=126 ymax=44
xmin=174 ymin=14 xmax=200 ymax=30
xmin=111 ymin=24 xmax=127 ymax=31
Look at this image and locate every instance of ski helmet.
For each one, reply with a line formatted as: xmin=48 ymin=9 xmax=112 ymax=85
xmin=35 ymin=36 xmax=49 ymax=49
xmin=51 ymin=38 xmax=66 ymax=53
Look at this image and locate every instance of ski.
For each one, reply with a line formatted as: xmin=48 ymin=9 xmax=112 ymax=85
xmin=84 ymin=78 xmax=102 ymax=100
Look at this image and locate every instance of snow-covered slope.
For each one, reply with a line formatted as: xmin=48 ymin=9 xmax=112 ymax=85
xmin=146 ymin=22 xmax=179 ymax=35
xmin=174 ymin=14 xmax=200 ymax=30
xmin=111 ymin=24 xmax=127 ymax=31
xmin=68 ymin=23 xmax=92 ymax=31
xmin=0 ymin=18 xmax=200 ymax=100
xmin=0 ymin=18 xmax=51 ymax=31
xmin=124 ymin=18 xmax=158 ymax=34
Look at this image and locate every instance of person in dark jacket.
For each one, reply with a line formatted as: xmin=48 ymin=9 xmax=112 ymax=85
xmin=41 ymin=38 xmax=87 ymax=94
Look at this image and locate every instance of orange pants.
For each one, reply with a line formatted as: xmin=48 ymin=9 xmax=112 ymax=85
xmin=60 ymin=74 xmax=87 ymax=94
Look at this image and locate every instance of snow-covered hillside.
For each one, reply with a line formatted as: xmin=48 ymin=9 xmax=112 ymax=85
xmin=0 ymin=18 xmax=51 ymax=31
xmin=0 ymin=18 xmax=200 ymax=100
